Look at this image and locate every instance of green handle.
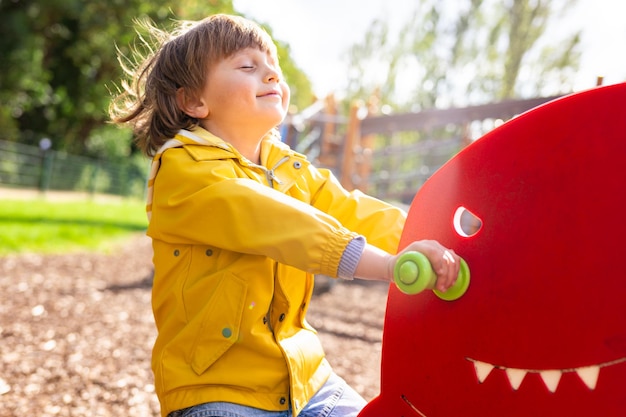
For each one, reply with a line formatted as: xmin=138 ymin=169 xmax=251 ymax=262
xmin=393 ymin=251 xmax=470 ymax=301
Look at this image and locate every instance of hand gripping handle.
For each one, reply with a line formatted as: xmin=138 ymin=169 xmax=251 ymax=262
xmin=393 ymin=251 xmax=470 ymax=301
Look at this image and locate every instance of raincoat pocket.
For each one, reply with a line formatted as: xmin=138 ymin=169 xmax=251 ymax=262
xmin=190 ymin=272 xmax=248 ymax=375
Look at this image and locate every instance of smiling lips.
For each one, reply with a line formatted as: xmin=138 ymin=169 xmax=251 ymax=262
xmin=466 ymin=356 xmax=626 ymax=393
xmin=258 ymin=90 xmax=281 ymax=98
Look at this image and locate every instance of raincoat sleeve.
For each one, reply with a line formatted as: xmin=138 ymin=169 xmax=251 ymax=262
xmin=306 ymin=166 xmax=407 ymax=255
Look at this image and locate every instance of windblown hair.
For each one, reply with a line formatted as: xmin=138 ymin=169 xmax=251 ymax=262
xmin=109 ymin=14 xmax=278 ymax=157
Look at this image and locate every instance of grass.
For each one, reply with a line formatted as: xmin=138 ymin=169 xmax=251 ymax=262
xmin=0 ymin=198 xmax=148 ymax=256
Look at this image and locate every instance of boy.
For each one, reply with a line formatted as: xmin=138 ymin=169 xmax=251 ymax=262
xmin=109 ymin=14 xmax=459 ymax=417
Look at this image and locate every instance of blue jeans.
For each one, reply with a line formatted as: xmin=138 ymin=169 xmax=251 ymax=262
xmin=168 ymin=373 xmax=367 ymax=417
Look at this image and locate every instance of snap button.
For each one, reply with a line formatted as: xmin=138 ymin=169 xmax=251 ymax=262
xmin=205 ymin=249 xmax=213 ymax=256
xmin=263 ymin=316 xmax=268 ymax=324
xmin=279 ymin=313 xmax=285 ymax=322
xmin=279 ymin=397 xmax=286 ymax=405
xmin=221 ymin=327 xmax=232 ymax=338
xmin=293 ymin=161 xmax=302 ymax=169
xmin=173 ymin=249 xmax=180 ymax=256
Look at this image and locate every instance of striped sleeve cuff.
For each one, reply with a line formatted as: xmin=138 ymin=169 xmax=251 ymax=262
xmin=337 ymin=236 xmax=366 ymax=280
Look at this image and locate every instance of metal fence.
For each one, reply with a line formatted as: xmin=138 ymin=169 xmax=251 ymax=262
xmin=0 ymin=140 xmax=148 ymax=199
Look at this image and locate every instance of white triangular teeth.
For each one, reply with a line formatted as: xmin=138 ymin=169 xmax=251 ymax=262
xmin=505 ymin=368 xmax=527 ymax=390
xmin=576 ymin=365 xmax=600 ymax=390
xmin=467 ymin=357 xmax=614 ymax=392
xmin=539 ymin=370 xmax=562 ymax=393
xmin=473 ymin=360 xmax=494 ymax=383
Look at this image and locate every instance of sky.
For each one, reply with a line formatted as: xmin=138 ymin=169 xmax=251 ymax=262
xmin=233 ymin=0 xmax=626 ymax=98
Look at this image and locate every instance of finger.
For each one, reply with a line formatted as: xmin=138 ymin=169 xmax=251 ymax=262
xmin=436 ymin=249 xmax=459 ymax=291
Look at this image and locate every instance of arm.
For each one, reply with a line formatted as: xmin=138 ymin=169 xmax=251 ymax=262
xmin=303 ymin=167 xmax=460 ymax=290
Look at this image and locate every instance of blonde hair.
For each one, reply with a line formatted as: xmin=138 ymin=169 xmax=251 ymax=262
xmin=109 ymin=14 xmax=278 ymax=157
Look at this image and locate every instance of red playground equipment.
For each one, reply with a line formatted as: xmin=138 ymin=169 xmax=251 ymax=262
xmin=358 ymin=83 xmax=626 ymax=417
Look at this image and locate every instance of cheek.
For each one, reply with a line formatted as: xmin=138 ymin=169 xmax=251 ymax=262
xmin=281 ymin=83 xmax=291 ymax=110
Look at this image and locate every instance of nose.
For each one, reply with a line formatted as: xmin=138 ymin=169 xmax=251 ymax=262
xmin=264 ymin=66 xmax=281 ymax=83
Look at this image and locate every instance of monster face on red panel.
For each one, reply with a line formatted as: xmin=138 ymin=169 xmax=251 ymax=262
xmin=359 ymin=83 xmax=626 ymax=417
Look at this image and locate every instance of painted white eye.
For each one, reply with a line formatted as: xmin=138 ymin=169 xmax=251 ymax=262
xmin=453 ymin=206 xmax=482 ymax=237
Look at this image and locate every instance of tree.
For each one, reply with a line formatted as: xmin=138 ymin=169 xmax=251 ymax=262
xmin=343 ymin=0 xmax=581 ymax=112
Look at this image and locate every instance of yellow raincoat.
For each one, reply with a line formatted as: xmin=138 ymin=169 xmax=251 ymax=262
xmin=147 ymin=127 xmax=405 ymax=416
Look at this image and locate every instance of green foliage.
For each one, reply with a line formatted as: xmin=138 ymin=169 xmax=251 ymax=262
xmin=0 ymin=199 xmax=148 ymax=256
xmin=0 ymin=0 xmax=175 ymax=152
xmin=344 ymin=0 xmax=581 ymax=111
xmin=85 ymin=124 xmax=134 ymax=160
xmin=0 ymin=0 xmax=313 ymax=159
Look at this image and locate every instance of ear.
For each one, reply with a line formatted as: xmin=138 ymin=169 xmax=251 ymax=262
xmin=176 ymin=88 xmax=209 ymax=119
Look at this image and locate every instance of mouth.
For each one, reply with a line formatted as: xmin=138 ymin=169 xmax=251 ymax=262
xmin=466 ymin=356 xmax=626 ymax=392
xmin=258 ymin=90 xmax=281 ymax=99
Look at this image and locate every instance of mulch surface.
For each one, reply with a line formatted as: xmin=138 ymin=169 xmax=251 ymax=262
xmin=0 ymin=234 xmax=388 ymax=416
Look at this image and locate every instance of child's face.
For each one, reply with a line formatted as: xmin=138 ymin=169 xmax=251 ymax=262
xmin=199 ymin=47 xmax=290 ymax=140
